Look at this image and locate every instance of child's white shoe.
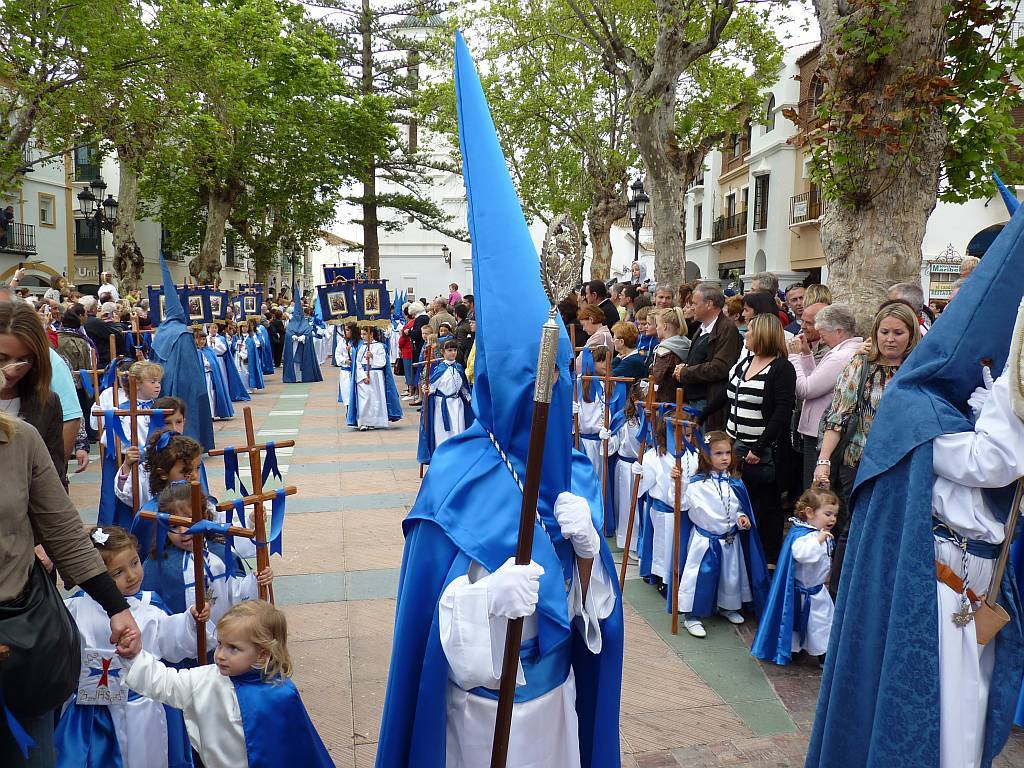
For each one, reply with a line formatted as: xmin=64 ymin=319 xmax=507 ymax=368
xmin=684 ymin=619 xmax=706 ymax=638
xmin=718 ymin=609 xmax=744 ymax=625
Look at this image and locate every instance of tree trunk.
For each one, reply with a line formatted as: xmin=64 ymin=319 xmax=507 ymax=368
xmin=630 ymin=86 xmax=703 ymax=289
xmin=0 ymin=102 xmax=40 ymax=195
xmin=190 ymin=187 xmax=235 ymax=286
xmin=111 ymin=146 xmax=145 ymax=291
xmin=361 ymin=168 xmax=380 ymax=277
xmin=814 ymin=0 xmax=948 ymax=329
xmin=587 ymin=175 xmax=627 ymax=281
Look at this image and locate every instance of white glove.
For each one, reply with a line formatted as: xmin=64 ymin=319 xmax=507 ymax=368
xmin=554 ymin=491 xmax=601 ymax=559
xmin=968 ymin=365 xmax=995 ymax=419
xmin=639 ymin=380 xmax=649 ymax=397
xmin=599 ymin=428 xmax=614 ymax=441
xmin=630 ymin=461 xmax=645 ymax=477
xmin=572 ymin=400 xmax=580 ymax=416
xmin=486 ymin=558 xmax=544 ymax=620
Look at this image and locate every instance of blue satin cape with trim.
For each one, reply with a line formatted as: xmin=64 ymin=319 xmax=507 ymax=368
xmin=751 ymin=524 xmax=819 ymax=665
xmin=416 ymin=361 xmax=474 ymax=465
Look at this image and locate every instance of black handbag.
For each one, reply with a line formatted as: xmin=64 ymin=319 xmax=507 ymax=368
xmin=0 ymin=561 xmax=81 ymax=717
xmin=735 ymin=440 xmax=776 ymax=485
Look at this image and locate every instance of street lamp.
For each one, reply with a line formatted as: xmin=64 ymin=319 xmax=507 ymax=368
xmin=76 ymin=176 xmax=119 ymax=279
xmin=627 ymin=177 xmax=649 ymax=263
xmin=441 ymin=244 xmax=451 ymax=268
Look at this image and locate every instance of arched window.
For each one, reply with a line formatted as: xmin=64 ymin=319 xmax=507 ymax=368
xmin=764 ymin=94 xmax=776 ymax=132
xmin=744 ymin=119 xmax=752 ymax=150
xmin=811 ymin=75 xmax=825 ymax=107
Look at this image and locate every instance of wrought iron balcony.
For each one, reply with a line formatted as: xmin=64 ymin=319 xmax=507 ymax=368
xmin=0 ymin=223 xmax=37 ymax=255
xmin=711 ymin=211 xmax=747 ymax=243
xmin=790 ymin=187 xmax=827 ymax=225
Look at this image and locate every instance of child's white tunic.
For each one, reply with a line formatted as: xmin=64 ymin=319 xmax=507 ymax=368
xmin=930 ymin=371 xmax=1024 ymax=768
xmin=354 ymin=342 xmax=388 ymax=428
xmin=636 ymin=449 xmax=698 ymax=581
xmin=576 ymin=387 xmax=606 ymax=478
xmin=431 ymin=361 xmax=470 ymax=448
xmin=335 ymin=340 xmax=352 ymax=407
xmin=123 ymin=651 xmax=248 ymax=768
xmin=438 ymin=559 xmax=615 ymax=768
xmin=63 ymin=592 xmax=202 ymax=768
xmin=199 ymin=350 xmax=215 ymax=418
xmin=678 ymin=473 xmax=752 ymax=613
xmin=789 ymin=524 xmax=833 ymax=656
xmin=207 ymin=335 xmax=230 ymax=391
xmin=613 ymin=419 xmax=640 ymax=552
xmin=163 ymin=547 xmax=258 ymax=626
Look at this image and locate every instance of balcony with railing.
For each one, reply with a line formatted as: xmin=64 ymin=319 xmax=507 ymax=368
xmin=0 ymin=223 xmax=37 ymax=255
xmin=790 ymin=187 xmax=827 ymax=225
xmin=712 ymin=210 xmax=748 ymax=243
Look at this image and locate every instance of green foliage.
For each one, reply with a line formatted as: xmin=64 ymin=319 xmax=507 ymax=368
xmin=139 ymin=0 xmax=393 ymax=272
xmin=799 ymin=0 xmax=1024 ymax=207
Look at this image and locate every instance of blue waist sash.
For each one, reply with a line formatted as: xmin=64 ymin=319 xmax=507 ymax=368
xmin=468 ymin=635 xmax=571 ymax=704
xmin=650 ymin=498 xmax=673 ymax=514
xmin=580 ymin=432 xmax=601 ymax=442
xmin=795 ymin=583 xmax=823 ymax=645
xmin=690 ymin=524 xmax=740 ymax=617
xmin=341 ymin=365 xmax=352 ymax=372
xmin=433 ymin=390 xmax=465 ymax=431
xmin=932 ymin=519 xmax=1000 ymax=559
xmin=617 ymin=455 xmax=637 ymax=464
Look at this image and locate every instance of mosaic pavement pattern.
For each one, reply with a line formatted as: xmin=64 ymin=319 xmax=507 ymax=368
xmin=67 ymin=370 xmax=1024 ymax=767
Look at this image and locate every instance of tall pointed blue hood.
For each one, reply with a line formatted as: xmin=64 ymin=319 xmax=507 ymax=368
xmin=151 ymin=257 xmax=214 ymax=450
xmin=995 ymin=171 xmax=1020 ymax=215
xmin=287 ymin=282 xmax=311 ymax=335
xmin=377 ymin=33 xmax=623 ymax=768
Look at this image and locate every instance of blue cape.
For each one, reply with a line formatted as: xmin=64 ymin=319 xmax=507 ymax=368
xmin=199 ymin=347 xmax=233 ymax=418
xmin=377 ymin=32 xmax=623 ymax=767
xmin=751 ymin=523 xmax=820 ymax=665
xmin=807 ymin=191 xmax=1024 ymax=768
xmin=151 ymin=257 xmax=214 ymax=450
xmin=231 ymin=670 xmax=332 ymax=768
xmin=416 ymin=360 xmax=474 ymax=465
xmin=255 ymin=324 xmax=275 ymax=374
xmin=282 ymin=330 xmax=323 ymax=384
xmin=213 ymin=337 xmax=249 ymax=402
xmin=346 ymin=341 xmax=403 ymax=426
xmin=244 ymin=335 xmax=265 ymax=390
xmin=666 ymin=474 xmax=769 ymax=617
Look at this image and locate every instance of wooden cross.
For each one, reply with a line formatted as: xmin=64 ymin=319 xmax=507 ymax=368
xmin=579 ymin=371 xmax=635 ymax=536
xmin=130 ymin=315 xmax=144 ymax=360
xmin=208 ymin=407 xmax=296 ymax=602
xmin=82 ymin=347 xmax=106 ymax=444
xmin=138 ymin=481 xmax=258 ymax=662
xmin=619 ymin=375 xmax=656 ymax=589
xmin=112 ymin=378 xmax=175 ymax=513
xmin=412 ymin=343 xmax=436 ymax=478
xmin=667 ymin=388 xmax=689 ymax=636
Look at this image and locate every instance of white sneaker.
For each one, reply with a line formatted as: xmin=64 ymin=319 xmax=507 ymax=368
xmin=684 ymin=619 xmax=707 ymax=638
xmin=627 ymin=552 xmax=639 ymax=564
xmin=718 ymin=609 xmax=745 ymax=625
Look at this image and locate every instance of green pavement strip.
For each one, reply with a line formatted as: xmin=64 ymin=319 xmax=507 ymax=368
xmin=273 ymin=568 xmax=400 ymax=605
xmin=621 ymin=578 xmax=797 ymax=737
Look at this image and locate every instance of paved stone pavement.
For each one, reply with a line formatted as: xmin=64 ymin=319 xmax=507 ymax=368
xmin=68 ymin=371 xmax=1024 ymax=767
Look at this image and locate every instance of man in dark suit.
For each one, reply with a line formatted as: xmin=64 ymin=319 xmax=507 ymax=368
xmin=672 ymin=282 xmax=741 ymax=431
xmin=584 ymin=279 xmax=619 ymax=330
xmin=85 ymin=301 xmax=125 ymax=367
xmin=452 ymin=303 xmax=474 ymax=367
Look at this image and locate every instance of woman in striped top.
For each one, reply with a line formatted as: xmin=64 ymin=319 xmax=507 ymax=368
xmin=702 ymin=314 xmax=796 ymax=561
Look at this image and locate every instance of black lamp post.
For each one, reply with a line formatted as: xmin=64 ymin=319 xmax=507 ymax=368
xmin=627 ymin=177 xmax=649 ymax=263
xmin=76 ymin=177 xmax=119 ymax=279
xmin=441 ymin=244 xmax=451 ymax=268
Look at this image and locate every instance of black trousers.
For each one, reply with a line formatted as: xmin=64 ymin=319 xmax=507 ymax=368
xmin=827 ymin=462 xmax=858 ymax=599
xmin=742 ymin=472 xmax=784 ymax=565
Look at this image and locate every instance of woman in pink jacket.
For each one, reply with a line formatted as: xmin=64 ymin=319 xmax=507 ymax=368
xmin=787 ymin=303 xmax=862 ymax=488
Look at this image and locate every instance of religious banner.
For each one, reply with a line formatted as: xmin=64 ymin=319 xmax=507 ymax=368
xmin=235 ymin=292 xmax=262 ymax=320
xmin=356 ymin=280 xmax=391 ymax=326
xmin=208 ymin=289 xmax=229 ymax=321
xmin=184 ymin=287 xmax=212 ymax=324
xmin=316 ymin=283 xmax=356 ymax=323
xmin=238 ymin=282 xmax=265 ymax=299
xmin=324 ymin=265 xmax=357 ymax=284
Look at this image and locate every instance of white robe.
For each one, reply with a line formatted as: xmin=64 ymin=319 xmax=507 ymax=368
xmin=313 ymin=326 xmax=329 ymax=364
xmin=930 ymin=370 xmax=1024 ymax=768
xmin=207 ymin=335 xmax=230 ymax=390
xmin=62 ymin=592 xmax=205 ymax=768
xmin=789 ymin=524 xmax=833 ymax=656
xmin=613 ymin=419 xmax=640 ymax=552
xmin=430 ymin=361 xmax=470 ymax=448
xmin=577 ymin=385 xmax=607 ymax=479
xmin=123 ymin=651 xmax=249 ymax=768
xmin=438 ymin=558 xmax=616 ymax=768
xmin=677 ymin=473 xmax=752 ymax=614
xmin=167 ymin=548 xmax=258 ymax=626
xmin=199 ymin=350 xmax=215 ymax=419
xmin=354 ymin=342 xmax=388 ymax=428
xmin=635 ymin=449 xmax=699 ymax=581
xmin=335 ymin=339 xmax=352 ymax=407
xmin=290 ymin=336 xmax=305 ymax=381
